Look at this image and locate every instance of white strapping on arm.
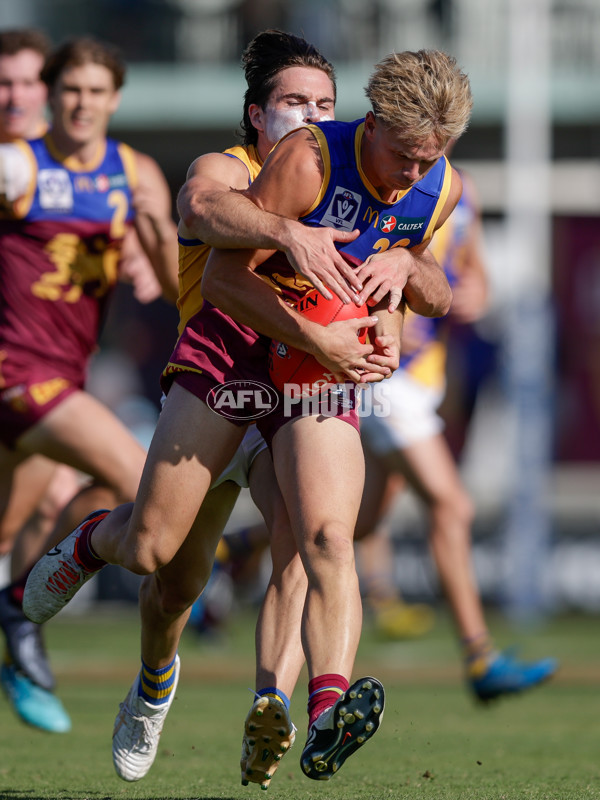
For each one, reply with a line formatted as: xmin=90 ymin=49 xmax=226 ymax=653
xmin=0 ymin=144 xmax=33 ymax=202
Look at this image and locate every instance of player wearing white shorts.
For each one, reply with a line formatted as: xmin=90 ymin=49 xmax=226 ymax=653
xmin=357 ymin=169 xmax=558 ymax=701
xmin=361 ymin=369 xmax=446 ymax=453
xmin=212 ymin=425 xmax=267 ymax=489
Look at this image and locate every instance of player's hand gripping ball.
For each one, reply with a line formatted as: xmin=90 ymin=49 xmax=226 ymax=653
xmin=268 ymin=288 xmax=369 ymax=397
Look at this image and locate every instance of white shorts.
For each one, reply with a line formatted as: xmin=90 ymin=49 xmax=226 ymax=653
xmin=160 ymin=392 xmax=268 ymax=490
xmin=211 ymin=424 xmax=268 ymax=489
xmin=360 ymin=368 xmax=445 ymax=453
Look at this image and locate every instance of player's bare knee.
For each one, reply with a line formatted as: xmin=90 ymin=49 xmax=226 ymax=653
xmin=119 ymin=552 xmax=154 ymax=575
xmin=449 ymin=491 xmax=475 ymax=530
xmin=434 ymin=488 xmax=474 ymax=530
xmin=306 ymin=525 xmax=355 ymax=568
xmin=119 ymin=539 xmax=172 ymax=575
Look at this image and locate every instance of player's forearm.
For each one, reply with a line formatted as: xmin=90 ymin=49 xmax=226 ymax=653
xmin=371 ymin=301 xmax=404 ymax=347
xmin=202 ymin=249 xmax=317 ymax=351
xmin=134 ymin=216 xmax=179 ymax=304
xmin=151 ymin=243 xmax=180 ymax=304
xmin=204 ymin=249 xmax=381 ymax=381
xmin=404 ymin=249 xmax=452 ymax=318
xmin=178 ymin=185 xmax=300 ymax=253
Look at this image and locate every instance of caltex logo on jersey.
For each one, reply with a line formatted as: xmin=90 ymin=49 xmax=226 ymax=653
xmin=379 ymin=215 xmax=397 ymax=233
xmin=95 ymin=174 xmax=110 ymax=192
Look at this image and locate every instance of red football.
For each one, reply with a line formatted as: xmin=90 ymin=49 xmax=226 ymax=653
xmin=268 ymin=288 xmax=369 ymax=396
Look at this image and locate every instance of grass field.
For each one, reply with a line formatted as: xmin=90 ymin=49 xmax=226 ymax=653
xmin=1 ymin=606 xmax=599 ymax=800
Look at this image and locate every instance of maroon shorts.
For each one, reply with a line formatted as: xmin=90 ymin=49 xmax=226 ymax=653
xmin=0 ymin=348 xmax=83 ymax=448
xmin=161 ymin=303 xmax=359 ymax=448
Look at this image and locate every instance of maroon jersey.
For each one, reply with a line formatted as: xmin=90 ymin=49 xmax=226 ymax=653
xmin=0 ymin=135 xmax=137 ymax=380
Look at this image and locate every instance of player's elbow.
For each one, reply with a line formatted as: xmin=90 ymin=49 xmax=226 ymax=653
xmin=178 ymin=200 xmax=202 ymax=233
xmin=177 ymin=184 xmax=205 ymax=233
xmin=435 ymin=285 xmax=453 ymax=317
xmin=406 ymin=283 xmax=453 ymax=318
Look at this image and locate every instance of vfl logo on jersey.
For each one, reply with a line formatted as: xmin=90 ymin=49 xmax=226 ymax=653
xmin=38 ymin=169 xmax=73 ymax=211
xmin=320 ymin=187 xmax=361 ymax=231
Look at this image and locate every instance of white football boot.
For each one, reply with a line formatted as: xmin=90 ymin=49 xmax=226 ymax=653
xmin=23 ymin=511 xmax=109 ymax=624
xmin=112 ymin=655 xmax=180 ymax=781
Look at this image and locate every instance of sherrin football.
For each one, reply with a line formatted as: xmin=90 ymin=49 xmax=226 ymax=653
xmin=268 ymin=288 xmax=369 ymax=397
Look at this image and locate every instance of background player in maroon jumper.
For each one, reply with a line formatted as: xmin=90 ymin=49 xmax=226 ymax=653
xmin=0 ymin=28 xmax=171 ymax=734
xmin=0 ymin=27 xmax=78 ymax=733
xmin=24 ymin=48 xmax=470 ymax=786
xmin=0 ymin=36 xmax=178 ymax=727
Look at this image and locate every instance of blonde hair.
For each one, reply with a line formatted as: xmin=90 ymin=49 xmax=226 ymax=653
xmin=365 ymin=50 xmax=472 ymax=145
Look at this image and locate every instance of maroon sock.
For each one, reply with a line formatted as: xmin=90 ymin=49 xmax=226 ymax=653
xmin=72 ymin=513 xmax=108 ymax=572
xmin=307 ymin=673 xmax=349 ymax=727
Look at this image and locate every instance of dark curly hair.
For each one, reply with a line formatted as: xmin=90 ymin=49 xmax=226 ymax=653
xmin=240 ymin=29 xmax=336 ymax=145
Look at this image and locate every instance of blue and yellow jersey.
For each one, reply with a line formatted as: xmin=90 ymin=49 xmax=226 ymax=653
xmin=400 ymin=175 xmax=477 ymax=387
xmin=177 ymin=143 xmax=262 ymax=334
xmin=255 ymin=118 xmax=452 ymax=305
xmin=0 ymin=134 xmax=137 ymax=369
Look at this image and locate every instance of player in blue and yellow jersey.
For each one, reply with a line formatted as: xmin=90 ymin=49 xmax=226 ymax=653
xmin=199 ymin=50 xmax=469 ymax=782
xmin=24 ymin=47 xmax=469 ymax=788
xmin=0 ymin=36 xmax=178 ymax=727
xmin=358 ymin=164 xmax=557 ymax=699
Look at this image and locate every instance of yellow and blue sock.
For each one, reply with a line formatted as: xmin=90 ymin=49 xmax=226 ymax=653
xmin=256 ymin=686 xmax=290 ymax=711
xmin=138 ymin=655 xmax=177 ymax=706
xmin=463 ymin=633 xmax=497 ymax=679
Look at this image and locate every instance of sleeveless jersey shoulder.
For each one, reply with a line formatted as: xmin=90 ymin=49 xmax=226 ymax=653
xmin=223 ymin=143 xmax=263 ymax=184
xmin=177 ymin=143 xmax=264 ymax=330
xmin=300 ymin=119 xmax=452 ymax=268
xmin=116 ymin=141 xmax=139 ymax=191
